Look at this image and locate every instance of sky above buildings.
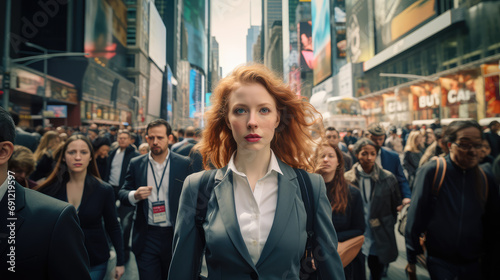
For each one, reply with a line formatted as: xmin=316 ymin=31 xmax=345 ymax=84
xmin=212 ymin=0 xmax=261 ymax=77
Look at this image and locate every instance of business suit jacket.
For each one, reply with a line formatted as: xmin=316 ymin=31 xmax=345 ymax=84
xmin=168 ymin=160 xmax=346 ymax=280
xmin=104 ymin=145 xmax=140 ymax=187
xmin=175 ymin=139 xmax=198 ymax=156
xmin=118 ymin=152 xmax=192 ymax=255
xmin=380 ymin=147 xmax=411 ymax=199
xmin=0 ymin=182 xmax=90 ymax=279
xmin=14 ymin=128 xmax=38 ymax=152
xmin=47 ymin=175 xmax=125 ymax=267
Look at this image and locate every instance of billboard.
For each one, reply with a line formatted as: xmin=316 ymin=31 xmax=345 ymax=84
xmin=334 ymin=0 xmax=347 ymax=59
xmin=374 ymin=0 xmax=436 ymax=53
xmin=149 ymin=3 xmax=167 ymax=70
xmin=84 ymin=0 xmax=127 ymax=71
xmin=148 ymin=63 xmax=163 ymax=117
xmin=346 ymin=0 xmax=375 ymax=63
xmin=482 ymin=64 xmax=500 ymax=117
xmin=298 ymin=21 xmax=313 ymax=72
xmin=184 ymin=0 xmax=208 ymax=73
xmin=311 ymin=0 xmax=332 ymax=85
xmin=166 ymin=66 xmax=174 ymax=122
xmin=46 ymin=105 xmax=68 ymax=118
xmin=189 ymin=68 xmax=204 ymax=120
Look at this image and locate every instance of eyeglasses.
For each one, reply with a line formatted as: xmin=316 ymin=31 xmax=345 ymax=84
xmin=325 ymin=136 xmax=336 ymax=139
xmin=452 ymin=142 xmax=483 ymax=151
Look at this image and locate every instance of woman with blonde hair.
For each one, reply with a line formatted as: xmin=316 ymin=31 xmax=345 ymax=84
xmin=8 ymin=145 xmax=37 ymax=188
xmin=31 ymin=131 xmax=61 ymax=182
xmin=403 ymin=131 xmax=425 ymax=190
xmin=168 ymin=64 xmax=345 ymax=279
xmin=313 ymin=141 xmax=365 ymax=280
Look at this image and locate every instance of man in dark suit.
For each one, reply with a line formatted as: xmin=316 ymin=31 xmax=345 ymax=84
xmin=367 ymin=123 xmax=411 ymax=208
xmin=11 ymin=114 xmax=38 ymax=152
xmin=0 ymin=107 xmax=90 ymax=279
xmin=484 ymin=120 xmax=500 ymax=158
xmin=118 ymin=119 xmax=193 ymax=280
xmin=104 ymin=130 xmax=140 ymax=263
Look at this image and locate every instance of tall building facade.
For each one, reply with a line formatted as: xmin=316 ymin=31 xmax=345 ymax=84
xmin=246 ymin=26 xmax=261 ymax=63
xmin=262 ymin=0 xmax=283 ymax=76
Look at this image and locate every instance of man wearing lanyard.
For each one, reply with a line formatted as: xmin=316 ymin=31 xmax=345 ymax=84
xmin=118 ymin=119 xmax=193 ymax=280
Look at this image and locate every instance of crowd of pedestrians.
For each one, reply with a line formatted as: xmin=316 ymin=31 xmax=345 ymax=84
xmin=1 ymin=63 xmax=499 ymax=280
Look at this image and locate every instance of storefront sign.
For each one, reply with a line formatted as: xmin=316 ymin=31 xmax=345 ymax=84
xmin=418 ymin=93 xmax=440 ymax=108
xmin=447 ymin=88 xmax=473 ymax=104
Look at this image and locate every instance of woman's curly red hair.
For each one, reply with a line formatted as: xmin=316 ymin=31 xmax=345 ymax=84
xmin=197 ymin=64 xmax=321 ymax=170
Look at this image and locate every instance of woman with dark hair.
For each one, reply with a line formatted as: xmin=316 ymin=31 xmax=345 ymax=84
xmin=8 ymin=145 xmax=37 ymax=188
xmin=168 ymin=64 xmax=345 ymax=279
xmin=344 ymin=138 xmax=401 ymax=280
xmin=31 ymin=131 xmax=61 ymax=182
xmin=35 ymin=135 xmax=125 ymax=280
xmin=92 ymin=136 xmax=111 ymax=180
xmin=313 ymin=141 xmax=365 ymax=280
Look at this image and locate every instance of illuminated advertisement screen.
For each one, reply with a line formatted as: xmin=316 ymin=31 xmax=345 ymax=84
xmin=298 ymin=21 xmax=313 ymax=72
xmin=167 ymin=66 xmax=173 ymax=122
xmin=189 ymin=68 xmax=203 ymax=119
xmin=482 ymin=64 xmax=500 ymax=117
xmin=346 ymin=0 xmax=375 ymax=63
xmin=184 ymin=0 xmax=207 ymax=73
xmin=374 ymin=0 xmax=436 ymax=53
xmin=334 ymin=0 xmax=347 ymax=59
xmin=84 ymin=0 xmax=127 ymax=71
xmin=46 ymin=105 xmax=67 ymax=118
xmin=312 ymin=0 xmax=332 ymax=85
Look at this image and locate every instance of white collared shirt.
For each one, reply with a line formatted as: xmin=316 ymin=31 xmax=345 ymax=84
xmin=108 ymin=148 xmax=125 ymax=186
xmin=227 ymin=150 xmax=283 ymax=265
xmin=376 ymin=148 xmax=382 ymax=167
xmin=128 ymin=151 xmax=172 ymax=227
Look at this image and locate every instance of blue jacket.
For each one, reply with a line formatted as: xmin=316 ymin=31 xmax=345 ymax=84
xmin=380 ymin=147 xmax=411 ymax=199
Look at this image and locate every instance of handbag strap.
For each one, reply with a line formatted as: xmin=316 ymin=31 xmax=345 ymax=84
xmin=294 ymin=168 xmax=315 ymax=256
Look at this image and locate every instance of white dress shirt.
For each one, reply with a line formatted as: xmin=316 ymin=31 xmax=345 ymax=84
xmin=108 ymin=148 xmax=125 ymax=186
xmin=128 ymin=151 xmax=172 ymax=227
xmin=227 ymin=150 xmax=283 ymax=265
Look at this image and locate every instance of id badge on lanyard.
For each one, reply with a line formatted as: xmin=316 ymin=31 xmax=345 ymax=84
xmin=152 ymin=200 xmax=167 ymax=223
xmin=150 ymin=157 xmax=170 ymax=224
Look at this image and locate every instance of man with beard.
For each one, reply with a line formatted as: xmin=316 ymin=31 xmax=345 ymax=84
xmin=118 ymin=119 xmax=193 ymax=280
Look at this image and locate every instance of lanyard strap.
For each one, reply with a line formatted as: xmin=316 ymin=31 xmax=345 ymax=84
xmin=149 ymin=156 xmax=170 ymax=201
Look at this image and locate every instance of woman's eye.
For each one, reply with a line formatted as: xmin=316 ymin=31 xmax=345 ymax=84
xmin=234 ymin=108 xmax=246 ymax=114
xmin=67 ymin=151 xmax=75 ymax=155
xmin=260 ymin=107 xmax=270 ymax=114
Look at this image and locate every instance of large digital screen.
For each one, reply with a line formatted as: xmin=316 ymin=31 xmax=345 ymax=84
xmin=189 ymin=68 xmax=203 ymax=119
xmin=312 ymin=0 xmax=332 ymax=85
xmin=374 ymin=0 xmax=436 ymax=53
xmin=346 ymin=0 xmax=375 ymax=63
xmin=46 ymin=105 xmax=67 ymax=118
xmin=84 ymin=0 xmax=128 ymax=71
xmin=184 ymin=0 xmax=208 ymax=73
xmin=298 ymin=21 xmax=313 ymax=72
xmin=149 ymin=3 xmax=167 ymax=70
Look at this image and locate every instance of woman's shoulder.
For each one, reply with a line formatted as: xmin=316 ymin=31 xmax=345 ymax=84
xmin=347 ymin=184 xmax=361 ymax=196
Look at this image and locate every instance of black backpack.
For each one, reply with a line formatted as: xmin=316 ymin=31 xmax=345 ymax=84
xmin=194 ymin=168 xmax=318 ymax=279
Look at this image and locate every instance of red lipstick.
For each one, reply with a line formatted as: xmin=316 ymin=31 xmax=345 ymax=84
xmin=244 ymin=134 xmax=262 ymax=142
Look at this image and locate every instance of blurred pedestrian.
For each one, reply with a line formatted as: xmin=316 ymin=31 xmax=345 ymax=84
xmin=403 ymin=131 xmax=425 ymax=190
xmin=419 ymin=128 xmax=448 ymax=167
xmin=92 ymin=136 xmax=111 ymax=180
xmin=168 ymin=64 xmax=345 ymax=279
xmin=483 ymin=120 xmax=499 ymax=158
xmin=31 ymin=131 xmax=61 ymax=182
xmin=405 ymin=120 xmax=500 ymax=279
xmin=8 ymin=145 xmax=37 ymax=189
xmin=138 ymin=143 xmax=150 ymax=155
xmin=35 ymin=135 xmax=125 ymax=280
xmin=344 ymin=138 xmax=401 ymax=280
xmin=314 ymin=141 xmax=366 ymax=280
xmin=325 ymin=127 xmax=353 ymax=171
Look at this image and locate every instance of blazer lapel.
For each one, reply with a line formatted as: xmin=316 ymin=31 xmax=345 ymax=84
xmin=256 ymin=161 xmax=298 ymax=267
xmin=138 ymin=156 xmax=150 ymax=220
xmin=168 ymin=153 xmax=183 ymax=225
xmin=213 ymin=170 xmax=257 ymax=270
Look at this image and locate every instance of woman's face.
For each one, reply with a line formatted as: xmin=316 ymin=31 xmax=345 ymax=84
xmin=64 ymin=140 xmax=92 ymax=174
xmin=317 ymin=146 xmax=338 ymax=176
xmin=357 ymin=144 xmax=377 ymax=172
xmin=482 ymin=139 xmax=491 ymax=156
xmin=226 ymin=83 xmax=280 ymax=153
xmin=48 ymin=137 xmax=61 ymax=149
xmin=416 ymin=135 xmax=424 ymax=147
xmin=95 ymin=145 xmax=110 ymax=158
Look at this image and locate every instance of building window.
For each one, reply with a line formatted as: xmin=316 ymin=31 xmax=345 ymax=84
xmin=127 ymin=27 xmax=136 ymax=45
xmin=126 ymin=54 xmax=135 ymax=68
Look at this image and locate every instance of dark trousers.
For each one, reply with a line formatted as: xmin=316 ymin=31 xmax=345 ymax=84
xmin=112 ymin=185 xmax=134 ymax=262
xmin=136 ymin=226 xmax=173 ymax=280
xmin=367 ymin=255 xmax=384 ymax=280
xmin=427 ymin=255 xmax=481 ymax=280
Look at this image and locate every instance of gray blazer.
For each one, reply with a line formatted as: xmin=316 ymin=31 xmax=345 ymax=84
xmin=168 ymin=160 xmax=345 ymax=280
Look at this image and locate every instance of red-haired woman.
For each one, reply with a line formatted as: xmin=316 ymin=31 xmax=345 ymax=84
xmin=168 ymin=64 xmax=345 ymax=279
xmin=35 ymin=135 xmax=125 ymax=280
xmin=314 ymin=141 xmax=366 ymax=280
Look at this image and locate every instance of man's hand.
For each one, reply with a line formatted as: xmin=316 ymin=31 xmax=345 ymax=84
xmin=134 ymin=186 xmax=153 ymax=201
